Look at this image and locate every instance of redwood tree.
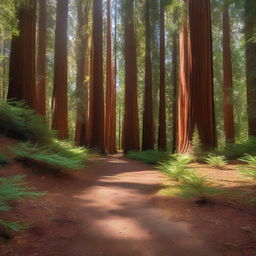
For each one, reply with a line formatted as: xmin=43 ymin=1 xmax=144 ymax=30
xmin=8 ymin=1 xmax=37 ymax=109
xmin=123 ymin=0 xmax=140 ymax=152
xmin=223 ymin=3 xmax=235 ymax=143
xmin=75 ymin=0 xmax=90 ymax=146
xmin=89 ymin=0 xmax=105 ymax=153
xmin=142 ymin=0 xmax=154 ymax=151
xmin=52 ymin=0 xmax=69 ymax=139
xmin=37 ymin=0 xmax=47 ymax=116
xmin=105 ymin=0 xmax=116 ymax=154
xmin=158 ymin=1 xmax=167 ymax=151
xmin=245 ymin=0 xmax=256 ymax=137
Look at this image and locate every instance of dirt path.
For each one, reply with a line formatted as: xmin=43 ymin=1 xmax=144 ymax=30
xmin=1 ymin=154 xmax=220 ymax=256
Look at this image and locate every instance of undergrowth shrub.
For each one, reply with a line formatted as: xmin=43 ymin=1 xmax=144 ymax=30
xmin=204 ymin=155 xmax=227 ymax=169
xmin=0 ymin=154 xmax=10 ymax=166
xmin=177 ymin=173 xmax=224 ymax=205
xmin=238 ymin=154 xmax=256 ymax=182
xmin=0 ymin=100 xmax=55 ymax=144
xmin=10 ymin=141 xmax=88 ymax=170
xmin=0 ymin=175 xmax=44 ymax=231
xmin=157 ymin=154 xmax=192 ymax=181
xmin=126 ymin=150 xmax=171 ymax=164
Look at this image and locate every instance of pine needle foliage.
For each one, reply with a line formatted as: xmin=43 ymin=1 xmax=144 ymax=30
xmin=0 ymin=100 xmax=56 ymax=144
xmin=238 ymin=154 xmax=256 ymax=182
xmin=0 ymin=175 xmax=44 ymax=231
xmin=204 ymin=154 xmax=227 ymax=169
xmin=10 ymin=142 xmax=88 ymax=170
xmin=157 ymin=154 xmax=192 ymax=181
xmin=126 ymin=150 xmax=171 ymax=164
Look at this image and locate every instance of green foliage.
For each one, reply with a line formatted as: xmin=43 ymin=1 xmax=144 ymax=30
xmin=204 ymin=155 xmax=227 ymax=169
xmin=157 ymin=154 xmax=192 ymax=181
xmin=238 ymin=154 xmax=256 ymax=182
xmin=219 ymin=137 xmax=256 ymax=159
xmin=11 ymin=141 xmax=88 ymax=170
xmin=0 ymin=175 xmax=44 ymax=231
xmin=0 ymin=153 xmax=10 ymax=166
xmin=191 ymin=128 xmax=206 ymax=162
xmin=177 ymin=173 xmax=224 ymax=204
xmin=125 ymin=150 xmax=171 ymax=164
xmin=0 ymin=100 xmax=56 ymax=144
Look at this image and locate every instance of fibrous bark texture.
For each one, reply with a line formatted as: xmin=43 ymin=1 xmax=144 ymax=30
xmin=158 ymin=1 xmax=167 ymax=151
xmin=89 ymin=0 xmax=105 ymax=153
xmin=123 ymin=0 xmax=140 ymax=153
xmin=52 ymin=0 xmax=69 ymax=139
xmin=105 ymin=0 xmax=116 ymax=154
xmin=245 ymin=0 xmax=256 ymax=136
xmin=75 ymin=0 xmax=90 ymax=146
xmin=8 ymin=2 xmax=37 ymax=109
xmin=223 ymin=3 xmax=235 ymax=143
xmin=142 ymin=0 xmax=154 ymax=151
xmin=177 ymin=0 xmax=216 ymax=153
xmin=37 ymin=0 xmax=47 ymax=116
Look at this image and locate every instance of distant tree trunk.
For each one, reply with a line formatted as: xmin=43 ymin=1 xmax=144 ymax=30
xmin=123 ymin=0 xmax=140 ymax=152
xmin=172 ymin=31 xmax=179 ymax=153
xmin=177 ymin=22 xmax=192 ymax=154
xmin=105 ymin=0 xmax=116 ymax=154
xmin=223 ymin=3 xmax=235 ymax=143
xmin=8 ymin=2 xmax=37 ymax=109
xmin=89 ymin=0 xmax=105 ymax=153
xmin=75 ymin=0 xmax=90 ymax=146
xmin=245 ymin=0 xmax=256 ymax=137
xmin=37 ymin=0 xmax=47 ymax=116
xmin=142 ymin=0 xmax=154 ymax=151
xmin=177 ymin=0 xmax=216 ymax=153
xmin=52 ymin=0 xmax=69 ymax=139
xmin=158 ymin=1 xmax=167 ymax=151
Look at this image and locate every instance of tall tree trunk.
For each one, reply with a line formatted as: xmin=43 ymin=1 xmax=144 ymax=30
xmin=142 ymin=0 xmax=154 ymax=151
xmin=177 ymin=0 xmax=216 ymax=153
xmin=245 ymin=0 xmax=256 ymax=137
xmin=158 ymin=1 xmax=167 ymax=151
xmin=75 ymin=0 xmax=90 ymax=146
xmin=52 ymin=0 xmax=69 ymax=139
xmin=223 ymin=3 xmax=235 ymax=143
xmin=105 ymin=0 xmax=116 ymax=154
xmin=89 ymin=0 xmax=105 ymax=153
xmin=8 ymin=2 xmax=37 ymax=109
xmin=123 ymin=0 xmax=140 ymax=152
xmin=172 ymin=31 xmax=179 ymax=153
xmin=37 ymin=0 xmax=47 ymax=116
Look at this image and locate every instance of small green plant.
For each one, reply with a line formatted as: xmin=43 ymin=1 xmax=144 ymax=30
xmin=157 ymin=154 xmax=192 ymax=181
xmin=0 ymin=153 xmax=10 ymax=166
xmin=0 ymin=100 xmax=56 ymax=144
xmin=204 ymin=155 xmax=227 ymax=169
xmin=10 ymin=141 xmax=88 ymax=170
xmin=238 ymin=154 xmax=256 ymax=182
xmin=126 ymin=150 xmax=171 ymax=164
xmin=0 ymin=175 xmax=44 ymax=231
xmin=177 ymin=173 xmax=224 ymax=205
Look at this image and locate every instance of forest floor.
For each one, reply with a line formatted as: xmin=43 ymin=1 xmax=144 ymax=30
xmin=0 ymin=139 xmax=256 ymax=256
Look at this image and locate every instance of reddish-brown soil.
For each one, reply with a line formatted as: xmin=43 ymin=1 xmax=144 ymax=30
xmin=0 ymin=138 xmax=255 ymax=256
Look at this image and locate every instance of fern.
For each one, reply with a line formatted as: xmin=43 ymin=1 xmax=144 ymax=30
xmin=238 ymin=154 xmax=256 ymax=182
xmin=204 ymin=155 xmax=227 ymax=169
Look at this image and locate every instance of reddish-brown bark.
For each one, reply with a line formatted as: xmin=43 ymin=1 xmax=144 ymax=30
xmin=37 ymin=0 xmax=47 ymax=116
xmin=8 ymin=2 xmax=37 ymax=109
xmin=52 ymin=0 xmax=69 ymax=139
xmin=158 ymin=1 xmax=167 ymax=151
xmin=177 ymin=0 xmax=216 ymax=153
xmin=223 ymin=3 xmax=235 ymax=143
xmin=142 ymin=0 xmax=154 ymax=151
xmin=123 ymin=0 xmax=140 ymax=153
xmin=245 ymin=0 xmax=256 ymax=137
xmin=105 ymin=0 xmax=116 ymax=154
xmin=75 ymin=0 xmax=90 ymax=146
xmin=89 ymin=0 xmax=105 ymax=153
